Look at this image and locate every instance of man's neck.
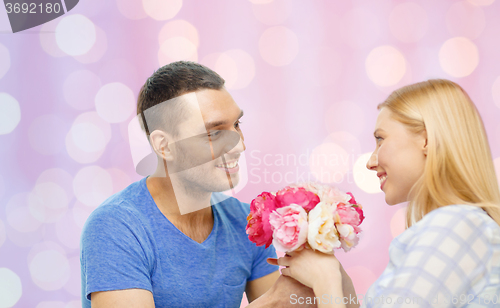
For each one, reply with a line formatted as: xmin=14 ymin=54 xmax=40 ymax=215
xmin=146 ymin=175 xmax=214 ymax=242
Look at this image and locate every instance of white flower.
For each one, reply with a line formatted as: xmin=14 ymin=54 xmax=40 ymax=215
xmin=307 ymin=202 xmax=341 ymax=253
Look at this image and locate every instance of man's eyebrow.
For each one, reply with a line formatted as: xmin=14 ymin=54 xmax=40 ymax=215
xmin=205 ymin=110 xmax=244 ymax=130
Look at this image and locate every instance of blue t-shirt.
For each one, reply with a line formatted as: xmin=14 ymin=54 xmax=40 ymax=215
xmin=80 ymin=177 xmax=278 ymax=308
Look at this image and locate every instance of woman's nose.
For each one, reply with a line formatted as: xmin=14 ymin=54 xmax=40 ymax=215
xmin=366 ymin=151 xmax=377 ymax=170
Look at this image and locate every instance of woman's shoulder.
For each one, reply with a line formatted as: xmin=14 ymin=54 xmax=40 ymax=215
xmin=422 ymin=204 xmax=497 ymax=227
xmin=406 ymin=204 xmax=500 ymax=247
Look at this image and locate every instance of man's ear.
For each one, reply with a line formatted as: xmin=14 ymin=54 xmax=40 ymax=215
xmin=149 ymin=130 xmax=174 ymax=161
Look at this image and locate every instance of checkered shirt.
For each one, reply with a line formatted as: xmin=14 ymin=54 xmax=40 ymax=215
xmin=361 ymin=205 xmax=500 ymax=307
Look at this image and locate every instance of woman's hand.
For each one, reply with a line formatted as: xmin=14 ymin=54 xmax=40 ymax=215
xmin=268 ymin=248 xmax=342 ymax=292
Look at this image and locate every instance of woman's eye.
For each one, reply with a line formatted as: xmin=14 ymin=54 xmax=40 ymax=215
xmin=375 ymin=136 xmax=383 ymax=142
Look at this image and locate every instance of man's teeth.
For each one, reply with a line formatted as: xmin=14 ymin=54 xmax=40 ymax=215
xmin=217 ymin=161 xmax=238 ymax=169
xmin=380 ymin=175 xmax=387 ymax=185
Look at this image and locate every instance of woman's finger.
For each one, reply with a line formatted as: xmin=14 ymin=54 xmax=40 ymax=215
xmin=280 ymin=267 xmax=290 ymax=277
xmin=266 ymin=258 xmax=278 ymax=266
xmin=277 ymin=257 xmax=290 ymax=266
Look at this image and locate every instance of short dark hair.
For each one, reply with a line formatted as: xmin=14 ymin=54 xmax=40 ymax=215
xmin=137 ymin=61 xmax=225 ymax=136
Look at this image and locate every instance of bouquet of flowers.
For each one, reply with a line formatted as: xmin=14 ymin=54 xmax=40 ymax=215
xmin=246 ymin=182 xmax=364 ymax=253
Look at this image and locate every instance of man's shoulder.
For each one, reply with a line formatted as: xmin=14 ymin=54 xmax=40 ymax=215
xmin=83 ymin=178 xmax=150 ymax=232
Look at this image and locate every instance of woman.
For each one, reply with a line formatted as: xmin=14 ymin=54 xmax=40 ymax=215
xmin=272 ymin=79 xmax=500 ymax=307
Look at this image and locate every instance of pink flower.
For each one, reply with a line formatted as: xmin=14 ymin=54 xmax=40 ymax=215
xmin=275 ymin=186 xmax=320 ymax=212
xmin=337 ymin=224 xmax=359 ymax=252
xmin=246 ymin=192 xmax=277 ymax=248
xmin=269 ymin=204 xmax=308 ymax=252
xmin=292 ymin=182 xmax=351 ymax=206
xmin=334 ymin=204 xmax=363 ymax=233
xmin=346 ymin=192 xmax=357 ymax=205
xmin=352 ymin=205 xmax=365 ymax=225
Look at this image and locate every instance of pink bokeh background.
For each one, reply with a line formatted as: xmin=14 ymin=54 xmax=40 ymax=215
xmin=1 ymin=0 xmax=500 ymax=307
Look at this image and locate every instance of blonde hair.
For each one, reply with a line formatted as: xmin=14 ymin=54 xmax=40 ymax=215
xmin=378 ymin=79 xmax=500 ymax=227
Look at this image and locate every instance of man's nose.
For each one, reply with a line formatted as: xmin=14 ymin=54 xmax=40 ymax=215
xmin=226 ymin=133 xmax=245 ymax=155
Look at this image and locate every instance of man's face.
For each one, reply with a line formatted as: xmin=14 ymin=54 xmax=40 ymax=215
xmin=167 ymin=88 xmax=245 ymax=194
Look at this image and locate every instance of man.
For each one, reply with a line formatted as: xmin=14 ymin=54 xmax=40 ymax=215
xmin=80 ymin=61 xmax=316 ymax=307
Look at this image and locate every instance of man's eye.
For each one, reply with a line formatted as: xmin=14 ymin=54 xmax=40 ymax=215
xmin=208 ymin=131 xmax=221 ymax=138
xmin=235 ymin=120 xmax=242 ymax=128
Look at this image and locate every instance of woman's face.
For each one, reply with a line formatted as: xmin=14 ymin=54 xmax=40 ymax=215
xmin=366 ymin=108 xmax=427 ymax=205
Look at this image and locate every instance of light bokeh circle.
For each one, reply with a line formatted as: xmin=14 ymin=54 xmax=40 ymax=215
xmin=36 ymin=168 xmax=74 ymax=200
xmin=36 ymin=302 xmax=65 ymax=308
xmin=158 ymin=36 xmax=198 ymax=66
xmin=389 ymin=2 xmax=428 ymax=43
xmin=55 ymin=211 xmax=81 ymax=250
xmin=366 ymin=46 xmax=407 ymax=87
xmin=493 ymin=76 xmax=500 ymax=109
xmin=28 ymin=114 xmax=67 ymax=155
xmin=63 ymin=70 xmax=102 ymax=111
xmin=107 ymin=168 xmax=132 ymax=194
xmin=28 ymin=182 xmax=69 ymax=224
xmin=309 ymin=143 xmax=350 ymax=184
xmin=0 ymin=175 xmax=4 ymax=200
xmin=222 ymin=50 xmax=255 ymax=90
xmin=251 ymin=0 xmax=292 ymax=25
xmin=323 ymin=131 xmax=362 ymax=159
xmin=116 ymin=0 xmax=147 ymax=19
xmin=158 ymin=20 xmax=199 ymax=48
xmin=142 ymin=0 xmax=182 ymax=20
xmin=353 ymin=153 xmax=382 ymax=194
xmin=72 ymin=201 xmax=94 ymax=229
xmin=73 ymin=26 xmax=108 ymax=64
xmin=0 ymin=268 xmax=22 ymax=308
xmin=390 ymin=207 xmax=407 ymax=238
xmin=55 ymin=14 xmax=96 ymax=56
xmin=65 ymin=301 xmax=81 ymax=308
xmin=258 ymin=26 xmax=299 ymax=66
xmin=39 ymin=20 xmax=66 ymax=58
xmin=5 ymin=219 xmax=44 ymax=248
xmin=202 ymin=50 xmax=256 ymax=90
xmin=439 ymin=37 xmax=479 ymax=77
xmin=446 ymin=1 xmax=485 ymax=39
xmin=66 ymin=112 xmax=111 ymax=163
xmin=0 ymin=43 xmax=10 ymax=80
xmin=29 ymin=248 xmax=70 ymax=291
xmin=71 ymin=122 xmax=107 ymax=152
xmin=467 ymin=0 xmax=495 ymax=5
xmin=63 ymin=256 xmax=81 ymax=296
xmin=95 ymin=82 xmax=135 ymax=123
xmin=6 ymin=193 xmax=42 ymax=233
xmin=0 ymin=93 xmax=21 ymax=135
xmin=0 ymin=219 xmax=5 ymax=250
xmin=65 ymin=133 xmax=105 ymax=163
xmin=73 ymin=166 xmax=113 ymax=207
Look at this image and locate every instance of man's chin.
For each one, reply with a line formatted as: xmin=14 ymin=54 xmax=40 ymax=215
xmin=212 ymin=174 xmax=240 ymax=192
